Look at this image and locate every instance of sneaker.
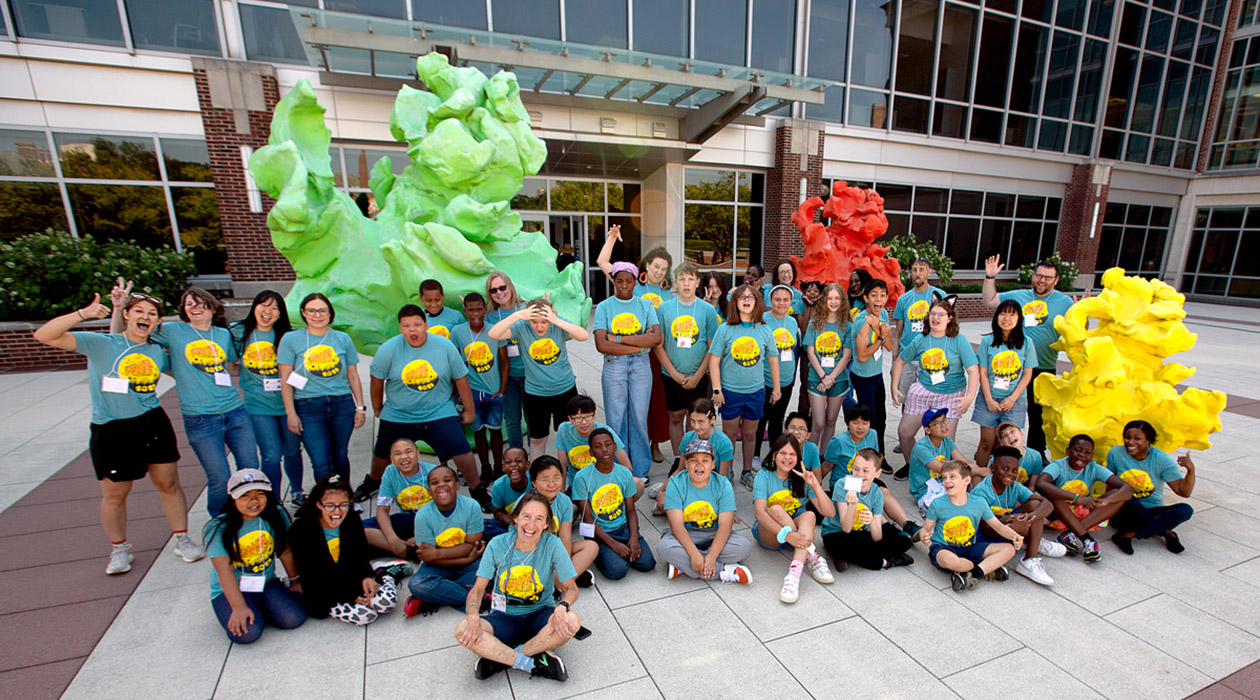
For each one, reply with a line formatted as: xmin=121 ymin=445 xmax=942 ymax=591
xmin=893 ymin=444 xmax=903 ymax=454
xmin=1082 ymin=537 xmax=1101 ymax=563
xmin=373 ymin=559 xmax=414 ymax=582
xmin=106 ymin=544 xmax=133 ymax=575
xmin=832 ymin=557 xmax=849 ymax=573
xmin=645 ymin=482 xmax=664 ymax=499
xmin=950 ymin=571 xmax=976 ymax=592
xmin=529 ymin=651 xmax=568 ymax=681
xmin=804 ymin=555 xmax=835 ymax=584
xmin=575 ymin=570 xmax=594 ymax=588
xmin=901 ymin=521 xmax=922 ymax=539
xmin=1111 ymin=532 xmax=1135 ymax=555
xmin=667 ymin=564 xmax=683 ymax=580
xmin=1016 ymin=557 xmax=1054 ymax=586
xmin=1057 ymin=531 xmax=1083 ymax=556
xmin=883 ymin=553 xmax=914 ymax=568
xmin=719 ymin=564 xmax=752 ymax=584
xmin=352 ymin=476 xmax=381 ymax=502
xmin=893 ymin=464 xmax=909 ymax=481
xmin=740 ymin=469 xmax=757 ymax=491
xmin=289 ymin=490 xmax=306 ymax=508
xmin=402 ymin=595 xmax=439 ymax=618
xmin=173 ymin=535 xmax=206 ymax=563
xmin=779 ymin=572 xmax=801 ymax=603
xmin=1164 ymin=531 xmax=1185 ymax=554
xmin=983 ymin=566 xmax=1009 ymax=582
xmin=881 ymin=461 xmax=893 ymax=474
xmin=751 ymin=456 xmax=762 ymax=471
xmin=474 ymin=657 xmax=508 ymax=680
xmin=1038 ymin=539 xmax=1068 ymax=558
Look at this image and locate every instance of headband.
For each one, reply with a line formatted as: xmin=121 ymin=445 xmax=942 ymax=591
xmin=610 ymin=261 xmax=639 ymax=278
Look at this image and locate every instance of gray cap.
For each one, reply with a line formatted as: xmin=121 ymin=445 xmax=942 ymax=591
xmin=227 ymin=468 xmax=272 ymax=499
xmin=683 ymin=439 xmax=715 ymax=458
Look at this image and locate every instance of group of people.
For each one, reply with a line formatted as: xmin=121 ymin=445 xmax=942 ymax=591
xmin=33 ymin=240 xmax=1200 ymax=683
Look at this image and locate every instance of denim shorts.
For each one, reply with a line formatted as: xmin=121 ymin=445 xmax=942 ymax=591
xmin=751 ymin=520 xmax=794 ymax=551
xmin=719 ymin=388 xmax=765 ymax=421
xmin=465 ymin=389 xmax=504 ymax=431
xmin=484 ymin=606 xmax=555 ymax=648
xmin=970 ymin=394 xmax=1027 ymax=429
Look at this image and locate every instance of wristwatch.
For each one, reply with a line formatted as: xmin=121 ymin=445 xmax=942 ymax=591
xmin=557 ymin=601 xmax=571 ymax=611
xmin=712 ymin=389 xmax=722 ymax=394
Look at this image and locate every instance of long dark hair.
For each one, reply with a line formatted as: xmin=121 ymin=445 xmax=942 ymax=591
xmin=293 ymin=475 xmax=354 ymax=523
xmin=766 ymin=434 xmax=806 ymax=499
xmin=205 ymin=489 xmax=289 ymax=566
xmin=725 ymin=283 xmax=766 ymax=324
xmin=991 ymin=299 xmax=1025 ymax=350
xmin=700 ymin=271 xmax=728 ymax=308
xmin=235 ymin=290 xmax=293 ymax=355
xmin=848 ymin=268 xmax=873 ymax=302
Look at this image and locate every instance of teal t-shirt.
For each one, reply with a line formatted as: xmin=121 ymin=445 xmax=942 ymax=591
xmin=710 ymin=322 xmax=776 ymax=394
xmin=978 ymin=335 xmax=1033 ymax=402
xmin=656 ymin=297 xmax=720 ymax=375
xmin=153 ymin=322 xmax=242 ymax=416
xmin=1016 ymin=449 xmax=1045 ymax=486
xmin=375 ymin=463 xmax=433 ymax=514
xmin=487 ymin=305 xmax=525 ymax=378
xmin=415 ymin=495 xmax=484 ymax=549
xmin=322 ymin=526 xmax=341 ymax=562
xmin=682 ymin=429 xmax=735 ymax=464
xmin=370 ymin=334 xmax=466 ymax=423
xmin=424 ymin=306 xmax=466 ymax=340
xmin=753 ymin=469 xmax=815 ymax=517
xmin=73 ymin=332 xmax=169 ymax=424
xmin=909 ymin=435 xmax=957 ymax=500
xmin=512 ymin=491 xmax=575 ymax=532
xmin=893 ymin=286 xmax=945 ymax=344
xmin=206 ymin=512 xmax=286 ymax=598
xmin=762 ymin=312 xmax=799 ymax=389
xmin=1106 ymin=446 xmax=1182 ymax=508
xmin=898 ymin=333 xmax=978 ymax=395
xmin=491 ymin=473 xmax=532 ymax=513
xmin=763 ymin=285 xmax=805 ymax=316
xmin=1042 ymin=458 xmax=1113 ymax=498
xmin=572 ymin=463 xmax=637 ymax=532
xmin=821 ymin=483 xmax=885 ymax=535
xmin=449 ymin=324 xmax=504 ymax=395
xmin=824 ymin=430 xmax=880 ymax=489
xmin=556 ymin=420 xmax=626 ymax=482
xmin=926 ymin=494 xmax=993 ymax=547
xmin=510 ymin=319 xmax=575 ymax=396
xmin=275 ymin=329 xmax=359 ymax=399
xmin=593 ymin=295 xmax=660 ymax=355
xmin=476 ymin=531 xmax=577 ymax=615
xmin=997 ymin=289 xmax=1074 ymax=370
xmin=802 ymin=440 xmax=821 ymax=472
xmin=848 ymin=309 xmax=891 ymax=378
xmin=804 ymin=320 xmax=850 ymax=391
xmin=971 ymin=476 xmax=1033 ymax=517
xmin=664 ymin=471 xmax=736 ymax=532
xmin=634 ymin=281 xmax=670 ymax=310
xmin=231 ymin=325 xmax=285 ymax=416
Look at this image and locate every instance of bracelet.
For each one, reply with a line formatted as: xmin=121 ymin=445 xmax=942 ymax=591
xmin=1070 ymin=494 xmax=1078 ymax=504
xmin=985 ymin=274 xmax=996 ymax=279
xmin=355 ymin=405 xmax=366 ymax=413
xmin=289 ymin=575 xmax=301 ymax=582
xmin=76 ymin=309 xmax=86 ymax=320
xmin=465 ymin=604 xmax=479 ymax=614
xmin=776 ymin=526 xmax=793 ymax=544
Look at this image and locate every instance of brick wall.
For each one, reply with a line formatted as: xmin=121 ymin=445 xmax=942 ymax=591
xmin=763 ymin=121 xmax=824 ymax=267
xmin=0 ymin=321 xmax=110 ymax=370
xmin=1055 ymin=161 xmax=1110 ymax=279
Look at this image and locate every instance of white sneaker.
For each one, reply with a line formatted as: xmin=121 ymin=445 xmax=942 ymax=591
xmin=174 ymin=535 xmax=206 ymax=563
xmin=718 ymin=564 xmax=752 ymax=584
xmin=1038 ymin=539 xmax=1068 ymax=558
xmin=1016 ymin=556 xmax=1054 ymax=586
xmin=106 ymin=544 xmax=133 ymax=575
xmin=751 ymin=456 xmax=762 ymax=471
xmin=804 ymin=555 xmax=835 ymax=584
xmin=667 ymin=564 xmax=683 ymax=580
xmin=779 ymin=572 xmax=801 ymax=603
xmin=645 ymin=482 xmax=664 ymax=499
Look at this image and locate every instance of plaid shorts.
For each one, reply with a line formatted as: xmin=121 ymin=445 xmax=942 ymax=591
xmin=903 ymin=382 xmax=965 ymax=418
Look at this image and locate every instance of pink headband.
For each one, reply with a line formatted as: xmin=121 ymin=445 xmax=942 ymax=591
xmin=610 ymin=262 xmax=639 ymax=278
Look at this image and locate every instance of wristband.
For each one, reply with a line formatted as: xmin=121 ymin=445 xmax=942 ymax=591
xmin=557 ymin=601 xmax=571 ymax=612
xmin=1071 ymin=494 xmax=1078 ymax=505
xmin=76 ymin=309 xmax=87 ymax=320
xmin=776 ymin=526 xmax=793 ymax=544
xmin=289 ymin=575 xmax=301 ymax=582
xmin=985 ymin=274 xmax=996 ymax=279
xmin=712 ymin=388 xmax=722 ymax=394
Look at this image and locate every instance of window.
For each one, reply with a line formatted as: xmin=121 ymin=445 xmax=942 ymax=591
xmin=412 ymin=0 xmax=487 ymax=29
xmin=491 ymin=0 xmax=560 ymax=40
xmin=684 ymin=169 xmax=765 ymax=278
xmin=1182 ymin=207 xmax=1259 ymax=299
xmin=10 ymin=0 xmax=124 ymax=47
xmin=750 ymin=0 xmax=796 ymax=73
xmin=695 ymin=0 xmax=747 ymax=66
xmin=240 ymin=4 xmax=309 ymax=65
xmin=565 ymin=0 xmax=627 ymax=48
xmin=325 ymin=0 xmax=407 ymax=18
xmin=1098 ymin=203 xmax=1173 ymax=277
xmin=806 ymin=0 xmax=848 ymax=82
xmin=1208 ymin=37 xmax=1260 ymax=170
xmin=851 ymin=0 xmax=896 ymax=88
xmin=633 ymin=0 xmax=688 ymax=57
xmin=125 ymin=0 xmax=220 ymax=55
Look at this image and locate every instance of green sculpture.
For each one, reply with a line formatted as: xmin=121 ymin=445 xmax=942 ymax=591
xmin=250 ymin=52 xmax=590 ymax=354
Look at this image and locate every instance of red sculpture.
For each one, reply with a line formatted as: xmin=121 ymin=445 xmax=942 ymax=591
xmin=791 ymin=180 xmax=905 ymax=303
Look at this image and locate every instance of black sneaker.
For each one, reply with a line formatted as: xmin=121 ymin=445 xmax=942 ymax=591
xmin=529 ymin=651 xmax=568 ymax=681
xmin=881 ymin=461 xmax=893 ymax=474
xmin=373 ymin=560 xmax=413 ymax=582
xmin=474 ymin=657 xmax=508 ymax=680
xmin=902 ymin=521 xmax=922 ymax=539
xmin=883 ymin=553 xmax=914 ymax=568
xmin=575 ymin=570 xmax=594 ymax=588
xmin=470 ymin=484 xmax=493 ymax=512
xmin=983 ymin=566 xmax=1009 ymax=582
xmin=1111 ymin=532 xmax=1135 ymax=555
xmin=1164 ymin=531 xmax=1185 ymax=554
xmin=950 ymin=571 xmax=975 ymax=592
xmin=893 ymin=465 xmax=909 ymax=481
xmin=832 ymin=557 xmax=849 ymax=573
xmin=352 ymin=476 xmax=381 ymax=502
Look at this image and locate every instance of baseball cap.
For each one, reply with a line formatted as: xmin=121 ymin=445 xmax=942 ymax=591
xmin=683 ymin=439 xmax=715 ymax=458
xmin=922 ymin=407 xmax=949 ymax=428
xmin=227 ymin=469 xmax=272 ymax=499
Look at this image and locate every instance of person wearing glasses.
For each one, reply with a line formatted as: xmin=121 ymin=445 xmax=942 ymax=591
xmin=35 ymin=289 xmax=205 ymax=575
xmin=277 ymin=294 xmax=366 ymax=484
xmin=110 ymin=281 xmax=260 ymax=518
xmin=982 ymin=256 xmax=1078 ymax=459
xmin=710 ymin=284 xmax=780 ymax=490
xmin=486 ymin=273 xmax=529 ymax=450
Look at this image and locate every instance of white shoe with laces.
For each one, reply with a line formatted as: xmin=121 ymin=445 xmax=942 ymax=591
xmin=645 ymin=482 xmax=664 ymax=499
xmin=173 ymin=535 xmax=206 ymax=563
xmin=718 ymin=564 xmax=751 ymax=584
xmin=1016 ymin=556 xmax=1055 ymax=586
xmin=779 ymin=572 xmax=801 ymax=603
xmin=106 ymin=544 xmax=133 ymax=575
xmin=1038 ymin=539 xmax=1068 ymax=558
xmin=804 ymin=555 xmax=835 ymax=584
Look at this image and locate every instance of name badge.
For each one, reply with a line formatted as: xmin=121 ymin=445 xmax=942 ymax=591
xmin=263 ymin=378 xmax=282 ymax=392
xmin=873 ymin=348 xmax=883 ymax=362
xmin=930 ymin=371 xmax=946 ymax=385
xmin=506 ymin=344 xmax=520 ymax=357
xmin=579 ymin=522 xmax=596 ymax=538
xmin=240 ymin=574 xmax=266 ymax=593
xmin=993 ymin=377 xmax=1011 ymax=391
xmin=676 ymin=336 xmax=692 ymax=349
xmin=1023 ymin=314 xmax=1039 ymax=327
xmin=780 ymin=350 xmax=792 ymax=362
xmin=491 ymin=590 xmax=507 ymax=613
xmin=821 ymin=356 xmax=835 ymax=368
xmin=911 ymin=321 xmax=924 ymax=333
xmin=286 ymin=373 xmax=308 ymax=390
xmin=214 ymin=372 xmax=232 ymax=387
xmin=102 ymin=376 xmax=130 ymax=394
xmin=843 ymin=475 xmax=862 ymax=493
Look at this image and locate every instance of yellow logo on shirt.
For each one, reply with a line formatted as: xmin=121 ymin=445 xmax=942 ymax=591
xmin=852 ymin=502 xmax=871 ymax=531
xmin=428 ymin=325 xmax=451 ymax=339
xmin=683 ymin=500 xmax=718 ymax=529
xmin=463 ymin=341 xmax=495 ymax=373
xmin=907 ymin=299 xmax=930 ymax=322
xmin=401 ymin=359 xmax=438 ymax=392
xmin=767 ymin=489 xmax=801 ymax=516
xmin=991 ymin=350 xmax=1022 ymax=382
xmin=118 ymin=353 xmax=160 ymax=393
xmin=396 ymin=484 xmax=431 ymax=512
xmin=930 ymin=455 xmax=945 ymax=479
xmin=815 ymin=330 xmax=842 ymax=359
xmin=731 ymin=336 xmax=761 ymax=367
xmin=243 ymin=341 xmax=278 ymax=376
xmin=529 ymin=338 xmax=560 ymax=365
xmin=237 ymin=529 xmax=275 ymax=574
xmin=435 ymin=527 xmax=467 ymax=548
xmin=568 ymin=445 xmax=594 ymax=471
xmin=1022 ymin=300 xmax=1048 ymax=325
xmin=610 ymin=312 xmax=643 ymax=335
xmin=1017 ymin=467 xmax=1030 ymax=485
xmin=641 ymin=292 xmax=663 ymax=309
xmin=592 ymin=483 xmax=625 ymax=521
xmin=327 ymin=535 xmax=340 ymax=563
xmin=920 ymin=347 xmax=949 ymax=373
xmin=942 ymin=515 xmax=976 ymax=546
xmin=1061 ymin=479 xmax=1089 ymax=497
xmin=304 ymin=344 xmax=342 ymax=378
xmin=772 ymin=327 xmax=795 ymax=351
xmin=499 ymin=564 xmax=544 ymax=604
xmin=671 ymin=315 xmax=700 ymax=345
xmin=185 ymin=339 xmax=227 ymax=374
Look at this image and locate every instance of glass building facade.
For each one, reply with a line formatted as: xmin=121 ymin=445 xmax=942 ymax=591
xmin=1182 ymin=207 xmax=1260 ymax=299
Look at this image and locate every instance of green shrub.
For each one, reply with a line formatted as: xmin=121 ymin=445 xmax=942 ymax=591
xmin=939 ymin=281 xmax=1023 ymax=294
xmin=885 ymin=234 xmax=955 ymax=286
xmin=1017 ymin=251 xmax=1079 ymax=291
xmin=0 ymin=229 xmax=196 ymax=322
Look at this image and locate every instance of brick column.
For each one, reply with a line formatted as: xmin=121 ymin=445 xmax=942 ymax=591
xmin=763 ymin=119 xmax=824 ymax=267
xmin=190 ymin=58 xmax=293 ymax=297
xmin=1196 ymin=0 xmax=1242 ymax=173
xmin=1056 ymin=160 xmax=1111 ymax=286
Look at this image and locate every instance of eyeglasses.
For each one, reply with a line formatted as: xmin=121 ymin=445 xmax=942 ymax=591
xmin=535 ymin=476 xmax=563 ymax=485
xmin=737 ymin=294 xmax=757 ymax=301
xmin=318 ymin=502 xmax=350 ymax=512
xmin=304 ymin=308 xmax=331 ymax=316
xmin=785 ymin=425 xmax=810 ymax=434
xmin=1032 ymin=273 xmax=1057 ymax=281
xmin=489 ymin=285 xmax=509 ymax=294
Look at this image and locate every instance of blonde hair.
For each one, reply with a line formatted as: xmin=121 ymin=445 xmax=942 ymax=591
xmin=485 ymin=272 xmax=520 ymax=311
xmin=810 ymin=283 xmax=850 ymax=332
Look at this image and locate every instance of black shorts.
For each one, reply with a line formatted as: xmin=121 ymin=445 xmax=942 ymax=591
xmin=524 ymin=385 xmax=578 ymax=440
xmin=89 ymin=407 xmax=180 ymax=482
xmin=373 ymin=416 xmax=472 ymax=461
xmin=662 ymin=374 xmax=712 ymax=412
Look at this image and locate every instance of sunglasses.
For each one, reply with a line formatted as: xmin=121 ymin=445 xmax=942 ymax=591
xmin=489 ymin=285 xmax=509 ymax=294
xmin=129 ymin=293 xmax=163 ymax=307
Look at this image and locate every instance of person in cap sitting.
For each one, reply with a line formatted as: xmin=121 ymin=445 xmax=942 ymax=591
xmin=658 ymin=440 xmax=753 ymax=583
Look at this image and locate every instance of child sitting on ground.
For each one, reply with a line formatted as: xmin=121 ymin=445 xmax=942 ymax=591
xmin=971 ymin=446 xmax=1065 ymax=586
xmin=995 ymin=421 xmax=1045 ymax=486
xmin=1106 ymin=420 xmax=1196 ymax=555
xmin=821 ymin=449 xmax=914 ymax=572
xmin=486 ymin=447 xmax=531 ymax=539
xmin=910 ymin=408 xmax=984 ymax=515
xmin=572 ymin=428 xmax=654 ymax=579
xmin=918 ymin=460 xmax=1021 ymax=592
xmin=404 ymin=465 xmax=486 ymax=617
xmin=521 ymin=456 xmax=597 ymax=587
xmin=650 ymin=398 xmax=734 ymax=514
xmin=753 ymin=435 xmax=836 ymax=604
xmin=554 ymin=394 xmax=632 ymax=488
xmin=660 ymin=439 xmax=753 ymax=583
xmin=364 ymin=438 xmax=432 ymax=560
xmin=1034 ymin=434 xmax=1133 ymax=564
xmin=822 ymin=404 xmax=922 ymax=537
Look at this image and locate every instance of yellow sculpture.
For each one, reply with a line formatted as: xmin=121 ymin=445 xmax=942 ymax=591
xmin=1034 ymin=267 xmax=1226 ymax=463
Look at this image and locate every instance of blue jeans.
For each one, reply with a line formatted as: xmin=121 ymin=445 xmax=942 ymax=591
xmin=602 ymin=353 xmax=653 ymax=478
xmin=294 ymin=394 xmax=355 ymax=483
xmin=184 ymin=406 xmax=260 ymax=517
xmin=250 ymin=413 xmax=304 ymax=496
xmin=211 ymin=578 xmax=306 ymax=644
xmin=503 ymin=376 xmax=527 ymax=449
xmin=594 ymin=524 xmax=656 ymax=579
xmin=408 ymin=560 xmax=480 ymax=608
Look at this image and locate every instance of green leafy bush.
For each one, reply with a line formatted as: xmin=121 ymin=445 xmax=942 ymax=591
xmin=885 ymin=234 xmax=955 ymax=285
xmin=1017 ymin=251 xmax=1079 ymax=291
xmin=939 ymin=281 xmax=1023 ymax=294
xmin=0 ymin=229 xmax=196 ymax=322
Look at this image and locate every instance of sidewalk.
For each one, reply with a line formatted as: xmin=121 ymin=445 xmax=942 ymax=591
xmin=1 ymin=302 xmax=1258 ymax=700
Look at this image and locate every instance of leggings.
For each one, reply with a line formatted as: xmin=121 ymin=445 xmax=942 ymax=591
xmin=822 ymin=523 xmax=913 ymax=570
xmin=756 ymin=381 xmax=795 ymax=457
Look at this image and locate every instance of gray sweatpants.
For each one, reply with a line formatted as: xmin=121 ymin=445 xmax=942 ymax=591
xmin=658 ymin=529 xmax=753 ymax=579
